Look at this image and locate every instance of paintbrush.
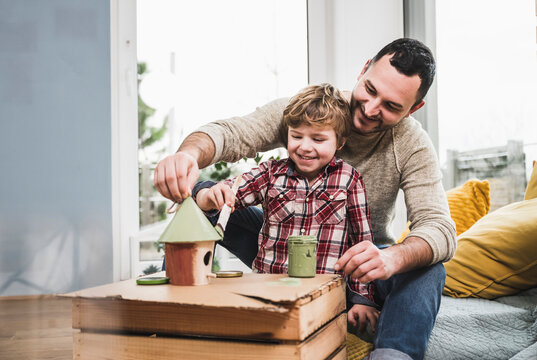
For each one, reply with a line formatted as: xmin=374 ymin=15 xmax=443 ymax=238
xmin=215 ymin=175 xmax=242 ymax=237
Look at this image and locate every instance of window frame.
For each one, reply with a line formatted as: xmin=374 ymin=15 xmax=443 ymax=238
xmin=111 ymin=0 xmax=139 ymax=281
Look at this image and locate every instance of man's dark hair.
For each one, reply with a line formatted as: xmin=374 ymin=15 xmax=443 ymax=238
xmin=369 ymin=38 xmax=435 ymax=106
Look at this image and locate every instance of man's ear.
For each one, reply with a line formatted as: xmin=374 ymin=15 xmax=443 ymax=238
xmin=408 ymin=100 xmax=425 ymax=115
xmin=358 ymin=59 xmax=371 ymax=78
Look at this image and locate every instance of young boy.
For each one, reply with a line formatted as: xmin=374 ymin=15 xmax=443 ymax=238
xmin=195 ymin=84 xmax=379 ymax=330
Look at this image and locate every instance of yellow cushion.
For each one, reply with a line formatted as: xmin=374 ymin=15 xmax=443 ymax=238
xmin=347 ymin=333 xmax=373 ymax=359
xmin=524 ymin=160 xmax=537 ymax=200
xmin=446 ymin=179 xmax=490 ymax=235
xmin=398 ymin=179 xmax=490 ymax=242
xmin=443 ymin=198 xmax=537 ymax=299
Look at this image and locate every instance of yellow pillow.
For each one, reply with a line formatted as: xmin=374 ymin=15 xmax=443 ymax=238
xmin=524 ymin=160 xmax=537 ymax=200
xmin=443 ymin=198 xmax=537 ymax=299
xmin=398 ymin=179 xmax=490 ymax=242
xmin=447 ymin=179 xmax=490 ymax=235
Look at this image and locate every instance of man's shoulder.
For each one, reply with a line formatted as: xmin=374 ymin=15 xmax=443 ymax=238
xmin=392 ymin=116 xmax=435 ymax=150
xmin=392 ymin=116 xmax=439 ymax=170
xmin=393 ymin=116 xmax=424 ymax=136
xmin=256 ymin=97 xmax=291 ymax=116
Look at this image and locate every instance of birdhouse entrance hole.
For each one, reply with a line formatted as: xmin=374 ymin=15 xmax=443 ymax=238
xmin=204 ymin=251 xmax=212 ymax=266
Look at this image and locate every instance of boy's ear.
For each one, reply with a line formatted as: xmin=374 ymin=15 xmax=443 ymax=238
xmin=337 ymin=137 xmax=347 ymax=150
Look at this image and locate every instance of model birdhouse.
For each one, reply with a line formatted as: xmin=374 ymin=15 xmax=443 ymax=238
xmin=159 ymin=197 xmax=222 ymax=285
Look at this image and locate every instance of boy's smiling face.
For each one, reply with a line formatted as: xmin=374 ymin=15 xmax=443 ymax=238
xmin=287 ymin=124 xmax=341 ymax=181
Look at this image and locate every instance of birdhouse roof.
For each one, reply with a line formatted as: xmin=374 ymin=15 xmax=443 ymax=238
xmin=158 ymin=197 xmax=223 ymax=243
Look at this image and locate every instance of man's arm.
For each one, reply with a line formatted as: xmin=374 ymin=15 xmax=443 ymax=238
xmin=178 ymin=132 xmax=216 ymax=168
xmin=335 ymin=236 xmax=432 ymax=283
xmin=396 ymin=122 xmax=457 ymax=265
xmin=154 ymin=98 xmax=290 ymax=204
xmin=154 ymin=132 xmax=215 ymax=203
xmin=335 ymin=121 xmax=455 ymax=282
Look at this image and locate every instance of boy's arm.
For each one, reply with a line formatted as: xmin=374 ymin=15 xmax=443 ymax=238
xmin=194 ymin=160 xmax=275 ymax=213
xmin=226 ymin=161 xmax=273 ymax=209
xmin=345 ymin=173 xmax=376 ymax=305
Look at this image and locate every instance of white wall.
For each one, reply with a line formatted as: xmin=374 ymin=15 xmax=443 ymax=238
xmin=308 ymin=0 xmax=404 ymax=90
xmin=308 ymin=0 xmax=407 ymax=237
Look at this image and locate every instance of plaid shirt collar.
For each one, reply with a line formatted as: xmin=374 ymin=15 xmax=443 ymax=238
xmin=273 ymin=156 xmax=343 ymax=180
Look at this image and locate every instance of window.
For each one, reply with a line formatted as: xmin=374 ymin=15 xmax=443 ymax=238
xmin=436 ymin=0 xmax=537 ymax=202
xmin=136 ymin=0 xmax=308 ymax=227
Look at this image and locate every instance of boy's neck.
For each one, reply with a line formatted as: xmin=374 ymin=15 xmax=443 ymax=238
xmin=293 ymin=163 xmax=324 ymax=184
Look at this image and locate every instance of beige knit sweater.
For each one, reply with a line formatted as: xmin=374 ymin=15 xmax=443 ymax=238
xmin=197 ymin=98 xmax=456 ymax=264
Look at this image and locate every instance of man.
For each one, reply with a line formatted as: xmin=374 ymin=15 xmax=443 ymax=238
xmin=154 ymin=38 xmax=456 ymax=360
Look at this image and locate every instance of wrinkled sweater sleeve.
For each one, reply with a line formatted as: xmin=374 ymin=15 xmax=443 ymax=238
xmin=394 ymin=121 xmax=457 ymax=264
xmin=195 ymin=98 xmax=290 ymax=164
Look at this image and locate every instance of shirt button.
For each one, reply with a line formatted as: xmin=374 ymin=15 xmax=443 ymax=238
xmin=301 ymin=228 xmax=305 ymax=233
xmin=305 ymin=198 xmax=309 ymax=202
xmin=329 ymin=195 xmax=334 ymax=200
xmin=279 ymin=194 xmax=283 ymax=199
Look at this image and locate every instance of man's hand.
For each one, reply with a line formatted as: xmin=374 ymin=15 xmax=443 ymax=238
xmin=348 ymin=304 xmax=380 ymax=333
xmin=334 ymin=242 xmax=396 ymax=283
xmin=334 ymin=237 xmax=434 ymax=282
xmin=196 ymin=184 xmax=236 ymax=212
xmin=154 ymin=152 xmax=200 ymax=203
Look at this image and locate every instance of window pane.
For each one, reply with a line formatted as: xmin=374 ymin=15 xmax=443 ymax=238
xmin=436 ymin=0 xmax=537 ymax=204
xmin=136 ymin=0 xmax=308 ymax=227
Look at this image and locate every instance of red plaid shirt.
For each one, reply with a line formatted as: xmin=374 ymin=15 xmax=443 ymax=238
xmin=224 ymin=157 xmax=375 ymax=303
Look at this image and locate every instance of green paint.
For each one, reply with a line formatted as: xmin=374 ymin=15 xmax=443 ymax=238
xmin=136 ymin=276 xmax=169 ymax=285
xmin=268 ymin=277 xmax=302 ymax=286
xmin=287 ymin=235 xmax=318 ymax=278
xmin=158 ymin=197 xmax=223 ymax=243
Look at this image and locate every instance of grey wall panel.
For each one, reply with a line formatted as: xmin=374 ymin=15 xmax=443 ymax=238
xmin=0 ymin=0 xmax=112 ymax=295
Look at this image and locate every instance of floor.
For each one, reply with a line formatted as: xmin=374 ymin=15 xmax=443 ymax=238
xmin=0 ymin=295 xmax=73 ymax=360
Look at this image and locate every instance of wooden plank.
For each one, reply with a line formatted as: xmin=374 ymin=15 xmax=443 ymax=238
xmin=326 ymin=345 xmax=347 ymax=360
xmin=72 ymin=280 xmax=345 ymax=341
xmin=0 ymin=295 xmax=70 ymax=316
xmin=0 ymin=296 xmax=72 ymax=336
xmin=72 ymin=275 xmax=345 ymax=341
xmin=1 ymin=333 xmax=73 ymax=360
xmin=73 ymin=298 xmax=297 ymax=340
xmin=74 ymin=313 xmax=347 ymax=360
xmin=297 ymin=281 xmax=346 ymax=340
xmin=0 ymin=296 xmax=73 ymax=360
xmin=66 ymin=273 xmax=342 ymax=307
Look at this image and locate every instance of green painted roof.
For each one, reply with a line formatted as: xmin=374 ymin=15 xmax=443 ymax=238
xmin=158 ymin=197 xmax=223 ymax=243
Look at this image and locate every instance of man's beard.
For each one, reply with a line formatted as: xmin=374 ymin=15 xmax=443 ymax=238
xmin=350 ymin=102 xmax=390 ymax=135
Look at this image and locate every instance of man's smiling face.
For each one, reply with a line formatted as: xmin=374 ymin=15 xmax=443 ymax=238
xmin=350 ymin=55 xmax=424 ymax=135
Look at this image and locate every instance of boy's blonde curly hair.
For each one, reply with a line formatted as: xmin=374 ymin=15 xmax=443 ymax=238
xmin=283 ymin=83 xmax=351 ymax=147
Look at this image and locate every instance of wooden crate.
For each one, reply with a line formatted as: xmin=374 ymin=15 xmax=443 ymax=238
xmin=67 ymin=273 xmax=347 ymax=359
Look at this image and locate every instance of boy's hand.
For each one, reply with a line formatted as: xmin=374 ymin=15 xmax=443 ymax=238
xmin=196 ymin=183 xmax=236 ymax=212
xmin=348 ymin=304 xmax=380 ymax=333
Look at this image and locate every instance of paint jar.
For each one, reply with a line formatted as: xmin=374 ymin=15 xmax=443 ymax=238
xmin=287 ymin=235 xmax=318 ymax=278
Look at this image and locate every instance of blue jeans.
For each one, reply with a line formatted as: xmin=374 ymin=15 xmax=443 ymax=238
xmin=175 ymin=181 xmax=445 ymax=360
xmin=372 ymin=262 xmax=445 ymax=360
